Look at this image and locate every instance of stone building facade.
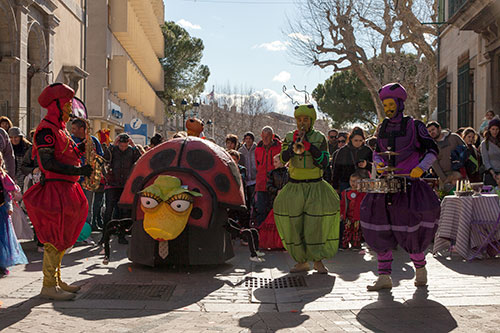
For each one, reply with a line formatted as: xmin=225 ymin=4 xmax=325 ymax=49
xmin=437 ymin=0 xmax=500 ymax=132
xmin=0 ymin=0 xmax=87 ymax=133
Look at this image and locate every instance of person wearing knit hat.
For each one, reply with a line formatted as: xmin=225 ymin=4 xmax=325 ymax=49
xmin=360 ymin=83 xmax=441 ymax=291
xmin=273 ymin=104 xmax=340 ymax=274
xmin=480 ymin=117 xmax=500 ymax=186
xmin=8 ymin=127 xmax=31 ymax=187
xmin=23 ymin=83 xmax=93 ymax=301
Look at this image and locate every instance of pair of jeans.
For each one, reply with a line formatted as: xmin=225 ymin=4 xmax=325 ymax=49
xmin=82 ymin=188 xmax=94 ymax=225
xmin=92 ymin=191 xmax=104 ymax=228
xmin=103 ymin=188 xmax=124 ymax=229
xmin=255 ymin=191 xmax=271 ymax=227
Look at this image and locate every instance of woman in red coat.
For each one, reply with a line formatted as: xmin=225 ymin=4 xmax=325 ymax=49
xmin=24 ymin=83 xmax=92 ymax=301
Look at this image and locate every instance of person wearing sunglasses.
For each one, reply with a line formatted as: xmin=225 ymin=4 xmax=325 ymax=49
xmin=360 ymin=83 xmax=440 ymax=292
xmin=273 ymin=104 xmax=339 ymax=274
xmin=337 ymin=132 xmax=348 ymax=149
xmin=327 ymin=129 xmax=339 ymax=156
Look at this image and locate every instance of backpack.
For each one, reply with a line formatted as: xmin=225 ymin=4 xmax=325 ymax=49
xmin=451 ymin=145 xmax=470 ymax=171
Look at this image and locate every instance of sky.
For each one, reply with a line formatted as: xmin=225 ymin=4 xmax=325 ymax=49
xmin=163 ymin=0 xmax=333 ymax=117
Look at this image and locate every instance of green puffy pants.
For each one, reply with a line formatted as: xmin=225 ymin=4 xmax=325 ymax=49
xmin=274 ymin=179 xmax=340 ymax=263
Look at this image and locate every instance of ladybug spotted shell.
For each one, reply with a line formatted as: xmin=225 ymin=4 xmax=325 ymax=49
xmin=120 ymin=137 xmax=246 ymax=229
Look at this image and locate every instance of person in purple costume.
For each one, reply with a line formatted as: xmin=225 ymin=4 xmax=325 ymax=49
xmin=360 ymin=83 xmax=441 ymax=291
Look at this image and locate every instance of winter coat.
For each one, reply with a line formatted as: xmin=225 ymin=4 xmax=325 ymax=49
xmin=0 ymin=128 xmax=15 ymax=178
xmin=266 ymin=167 xmax=289 ymax=202
xmin=255 ymin=138 xmax=281 ymax=192
xmin=340 ymin=188 xmax=366 ymax=222
xmin=103 ymin=145 xmax=141 ymax=188
xmin=432 ymin=130 xmax=465 ymax=181
xmin=12 ymin=140 xmax=32 ymax=187
xmin=331 ymin=144 xmax=372 ymax=191
xmin=238 ymin=142 xmax=257 ymax=185
xmin=465 ymin=144 xmax=482 ymax=182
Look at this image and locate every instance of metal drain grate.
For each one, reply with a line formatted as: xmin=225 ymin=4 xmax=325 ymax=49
xmin=80 ymin=284 xmax=175 ymax=301
xmin=244 ymin=276 xmax=306 ymax=289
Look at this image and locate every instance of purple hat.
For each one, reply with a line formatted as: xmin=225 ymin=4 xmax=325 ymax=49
xmin=379 ymin=83 xmax=407 ymax=113
xmin=379 ymin=83 xmax=407 ymax=101
xmin=488 ymin=118 xmax=500 ymax=130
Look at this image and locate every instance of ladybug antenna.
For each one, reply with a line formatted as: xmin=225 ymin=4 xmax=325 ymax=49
xmin=282 ymin=85 xmax=299 ymax=106
xmin=293 ymin=85 xmax=310 ymax=104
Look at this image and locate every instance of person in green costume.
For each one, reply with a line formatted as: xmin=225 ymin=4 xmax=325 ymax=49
xmin=273 ymin=104 xmax=340 ymax=273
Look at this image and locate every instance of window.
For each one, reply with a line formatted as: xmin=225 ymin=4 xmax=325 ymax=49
xmin=457 ymin=62 xmax=474 ymax=128
xmin=437 ymin=78 xmax=450 ymax=128
xmin=438 ymin=0 xmax=445 ymax=23
xmin=448 ymin=0 xmax=468 ymax=19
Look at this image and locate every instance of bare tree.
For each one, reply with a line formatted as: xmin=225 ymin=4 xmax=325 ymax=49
xmin=287 ymin=0 xmax=437 ymax=121
xmin=198 ymin=85 xmax=275 ymax=145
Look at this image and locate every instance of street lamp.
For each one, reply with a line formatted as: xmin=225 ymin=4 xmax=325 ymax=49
xmin=192 ymin=101 xmax=200 ymax=118
xmin=181 ymin=98 xmax=188 ymax=130
xmin=206 ymin=119 xmax=214 ymax=139
xmin=167 ymin=99 xmax=176 ymax=133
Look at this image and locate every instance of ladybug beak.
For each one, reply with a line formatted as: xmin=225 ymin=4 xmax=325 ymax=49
xmin=142 ymin=203 xmax=193 ymax=241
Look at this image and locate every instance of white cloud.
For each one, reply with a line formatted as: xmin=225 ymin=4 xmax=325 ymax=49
xmin=253 ymin=40 xmax=290 ymax=51
xmin=272 ymin=71 xmax=291 ymax=83
xmin=288 ymin=33 xmax=312 ymax=43
xmin=176 ymin=19 xmax=201 ymax=30
xmin=261 ymin=88 xmax=317 ymax=117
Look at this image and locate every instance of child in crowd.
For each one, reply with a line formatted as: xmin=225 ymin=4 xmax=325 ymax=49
xmin=226 ymin=150 xmax=264 ymax=261
xmin=259 ymin=154 xmax=289 ymax=249
xmin=228 ymin=150 xmax=247 ymax=186
xmin=340 ymin=171 xmax=368 ymax=251
xmin=0 ymin=152 xmax=28 ymax=276
xmin=228 ymin=150 xmax=249 ymax=230
xmin=225 ymin=218 xmax=265 ymax=262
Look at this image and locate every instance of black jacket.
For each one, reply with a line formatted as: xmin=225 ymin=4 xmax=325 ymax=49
xmin=104 ymin=145 xmax=141 ymax=187
xmin=331 ymin=144 xmax=372 ymax=190
xmin=266 ymin=167 xmax=289 ymax=201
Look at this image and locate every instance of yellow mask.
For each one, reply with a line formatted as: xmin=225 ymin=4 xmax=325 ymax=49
xmin=61 ymin=100 xmax=73 ymax=123
xmin=383 ymin=98 xmax=398 ymax=119
xmin=296 ymin=115 xmax=311 ymax=132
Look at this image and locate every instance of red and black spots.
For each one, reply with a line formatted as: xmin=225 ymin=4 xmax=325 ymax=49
xmin=186 ymin=149 xmax=215 ymax=171
xmin=214 ymin=174 xmax=231 ymax=193
xmin=131 ymin=176 xmax=145 ymax=194
xmin=190 ymin=207 xmax=203 ymax=220
xmin=150 ymin=149 xmax=177 ymax=171
xmin=227 ymin=161 xmax=241 ymax=187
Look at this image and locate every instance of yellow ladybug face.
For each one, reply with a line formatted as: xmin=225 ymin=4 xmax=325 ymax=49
xmin=140 ymin=193 xmax=194 ymax=241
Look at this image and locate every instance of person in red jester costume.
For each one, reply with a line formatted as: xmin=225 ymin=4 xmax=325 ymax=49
xmin=23 ymin=83 xmax=92 ymax=301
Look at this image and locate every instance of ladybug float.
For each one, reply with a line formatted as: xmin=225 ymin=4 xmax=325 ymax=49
xmin=119 ymin=136 xmax=245 ymax=266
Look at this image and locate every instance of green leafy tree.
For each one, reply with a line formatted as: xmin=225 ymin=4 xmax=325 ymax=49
xmin=160 ymin=21 xmax=210 ymax=107
xmin=313 ymin=70 xmax=377 ymax=129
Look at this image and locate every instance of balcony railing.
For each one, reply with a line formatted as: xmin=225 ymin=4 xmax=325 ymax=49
xmin=448 ymin=0 xmax=469 ymax=19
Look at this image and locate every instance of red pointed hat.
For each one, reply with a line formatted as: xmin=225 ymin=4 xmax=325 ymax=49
xmin=38 ymin=83 xmax=75 ymax=108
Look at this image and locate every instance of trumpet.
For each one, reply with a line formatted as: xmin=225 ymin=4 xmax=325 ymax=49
xmin=293 ymin=126 xmax=306 ymax=155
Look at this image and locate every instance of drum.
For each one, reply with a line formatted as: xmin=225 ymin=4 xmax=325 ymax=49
xmin=356 ymin=177 xmax=406 ymax=194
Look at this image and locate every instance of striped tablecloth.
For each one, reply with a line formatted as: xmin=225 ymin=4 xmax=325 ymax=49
xmin=433 ymin=194 xmax=500 ymax=259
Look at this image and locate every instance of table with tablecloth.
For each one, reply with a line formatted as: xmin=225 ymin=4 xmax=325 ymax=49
xmin=432 ymin=194 xmax=500 ymax=260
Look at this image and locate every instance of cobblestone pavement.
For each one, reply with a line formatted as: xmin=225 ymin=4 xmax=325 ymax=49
xmin=1 ymin=233 xmax=500 ymax=332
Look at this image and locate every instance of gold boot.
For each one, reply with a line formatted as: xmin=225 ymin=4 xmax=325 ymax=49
xmin=56 ymin=250 xmax=80 ymax=293
xmin=40 ymin=244 xmax=75 ymax=301
xmin=367 ymin=275 xmax=392 ymax=291
xmin=313 ymin=261 xmax=328 ymax=274
xmin=290 ymin=262 xmax=310 ymax=273
xmin=414 ymin=267 xmax=427 ymax=287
